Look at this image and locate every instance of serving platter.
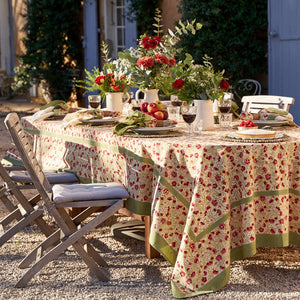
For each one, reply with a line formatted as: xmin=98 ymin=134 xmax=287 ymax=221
xmin=223 ymin=133 xmax=290 ymax=143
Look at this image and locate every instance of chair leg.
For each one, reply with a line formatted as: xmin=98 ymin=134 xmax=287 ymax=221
xmin=19 ymin=207 xmax=106 ymax=269
xmin=15 ymin=201 xmax=123 ymax=287
xmin=0 ymin=209 xmax=45 ymax=247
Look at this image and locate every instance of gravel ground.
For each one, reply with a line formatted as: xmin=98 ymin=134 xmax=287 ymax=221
xmin=0 ymin=98 xmax=299 ymax=299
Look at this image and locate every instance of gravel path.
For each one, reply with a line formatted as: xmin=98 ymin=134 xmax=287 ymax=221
xmin=0 ymin=98 xmax=299 ymax=299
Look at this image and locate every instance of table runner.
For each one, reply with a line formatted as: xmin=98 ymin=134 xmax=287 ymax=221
xmin=6 ymin=117 xmax=300 ymax=298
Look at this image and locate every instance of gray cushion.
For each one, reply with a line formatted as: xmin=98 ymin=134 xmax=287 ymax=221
xmin=52 ymin=182 xmax=129 ymax=203
xmin=9 ymin=170 xmax=78 ymax=184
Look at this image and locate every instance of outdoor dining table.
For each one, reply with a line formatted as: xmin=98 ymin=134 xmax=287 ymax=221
xmin=6 ymin=116 xmax=300 ymax=298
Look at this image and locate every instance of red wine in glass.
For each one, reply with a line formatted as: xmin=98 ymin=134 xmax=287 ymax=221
xmin=219 ymin=106 xmax=231 ymax=113
xmin=182 ymin=114 xmax=196 ymax=124
xmin=171 ymin=100 xmax=182 ymax=107
xmin=89 ymin=102 xmax=100 ymax=109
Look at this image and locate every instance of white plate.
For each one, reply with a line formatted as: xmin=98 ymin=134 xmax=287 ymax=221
xmin=81 ymin=117 xmax=116 ymax=125
xmin=253 ymin=120 xmax=288 ymax=127
xmin=133 ymin=126 xmax=176 ymax=134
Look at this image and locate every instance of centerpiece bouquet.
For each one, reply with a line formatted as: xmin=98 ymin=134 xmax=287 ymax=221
xmin=77 ymin=42 xmax=131 ymax=98
xmin=173 ymin=54 xmax=230 ymax=104
xmin=115 ymin=9 xmax=202 ymax=95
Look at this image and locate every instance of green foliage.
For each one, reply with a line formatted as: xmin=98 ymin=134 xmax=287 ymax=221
xmin=18 ymin=0 xmax=82 ymax=100
xmin=178 ymin=0 xmax=267 ymax=82
xmin=126 ymin=0 xmax=159 ymax=35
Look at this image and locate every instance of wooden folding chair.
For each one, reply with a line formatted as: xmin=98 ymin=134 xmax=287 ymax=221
xmin=0 ymin=162 xmax=54 ymax=247
xmin=241 ymin=95 xmax=295 ymax=113
xmin=4 ymin=112 xmax=129 ymax=288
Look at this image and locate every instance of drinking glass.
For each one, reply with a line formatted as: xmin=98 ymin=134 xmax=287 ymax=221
xmin=88 ymin=95 xmax=101 ymax=109
xmin=181 ymin=103 xmax=197 ymax=136
xmin=218 ymin=93 xmax=232 ymax=129
xmin=170 ymin=95 xmax=182 ymax=107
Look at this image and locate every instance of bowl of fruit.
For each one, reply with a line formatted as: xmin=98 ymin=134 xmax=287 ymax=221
xmin=140 ymin=100 xmax=175 ymax=127
xmin=238 ymin=119 xmax=258 ymax=130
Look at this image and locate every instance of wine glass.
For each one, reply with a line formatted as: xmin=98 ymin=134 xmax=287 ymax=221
xmin=218 ymin=93 xmax=232 ymax=129
xmin=88 ymin=95 xmax=101 ymax=109
xmin=181 ymin=103 xmax=197 ymax=136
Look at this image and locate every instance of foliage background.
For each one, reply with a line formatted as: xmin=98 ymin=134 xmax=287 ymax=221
xmin=128 ymin=0 xmax=268 ymax=84
xmin=178 ymin=0 xmax=268 ymax=82
xmin=19 ymin=0 xmax=82 ymax=100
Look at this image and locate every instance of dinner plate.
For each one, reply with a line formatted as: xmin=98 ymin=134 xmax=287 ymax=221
xmin=133 ymin=126 xmax=176 ymax=134
xmin=253 ymin=120 xmax=288 ymax=127
xmin=81 ymin=117 xmax=117 ymax=125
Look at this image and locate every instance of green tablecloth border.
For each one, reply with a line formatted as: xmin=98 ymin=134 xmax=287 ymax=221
xmin=171 ymin=268 xmax=230 ymax=299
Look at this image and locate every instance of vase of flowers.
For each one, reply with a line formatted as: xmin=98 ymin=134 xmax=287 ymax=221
xmin=76 ymin=42 xmax=130 ymax=112
xmin=175 ymin=55 xmax=230 ymax=130
xmin=115 ymin=9 xmax=201 ymax=100
xmin=135 ymin=88 xmax=159 ymax=103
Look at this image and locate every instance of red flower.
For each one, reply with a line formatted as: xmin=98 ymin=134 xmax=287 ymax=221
xmin=149 ymin=38 xmax=159 ymax=49
xmin=137 ymin=56 xmax=154 ymax=69
xmin=141 ymin=36 xmax=150 ymax=50
xmin=220 ymin=79 xmax=230 ymax=90
xmin=154 ymin=53 xmax=169 ymax=64
xmin=94 ymin=75 xmax=105 ymax=85
xmin=173 ymin=78 xmax=185 ymax=90
xmin=153 ymin=35 xmax=161 ymax=44
xmin=169 ymin=58 xmax=176 ymax=66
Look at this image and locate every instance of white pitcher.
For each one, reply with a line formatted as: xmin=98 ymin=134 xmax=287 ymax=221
xmin=135 ymin=89 xmax=159 ymax=103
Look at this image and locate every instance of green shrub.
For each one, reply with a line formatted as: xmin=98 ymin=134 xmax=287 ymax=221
xmin=18 ymin=0 xmax=82 ymax=100
xmin=178 ymin=0 xmax=268 ymax=82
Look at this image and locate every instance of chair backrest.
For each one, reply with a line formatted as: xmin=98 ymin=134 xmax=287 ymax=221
xmin=241 ymin=95 xmax=295 ymax=113
xmin=233 ymin=79 xmax=262 ymax=102
xmin=4 ymin=113 xmax=53 ymax=209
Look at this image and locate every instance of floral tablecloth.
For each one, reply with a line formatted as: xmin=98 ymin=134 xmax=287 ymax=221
xmin=6 ymin=117 xmax=300 ymax=298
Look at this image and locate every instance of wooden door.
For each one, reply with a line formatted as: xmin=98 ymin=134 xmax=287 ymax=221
xmin=268 ymin=0 xmax=300 ymax=124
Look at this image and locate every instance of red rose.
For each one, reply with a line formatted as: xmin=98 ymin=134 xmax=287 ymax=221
xmin=153 ymin=35 xmax=161 ymax=44
xmin=137 ymin=56 xmax=154 ymax=69
xmin=169 ymin=58 xmax=176 ymax=66
xmin=149 ymin=38 xmax=159 ymax=49
xmin=154 ymin=54 xmax=169 ymax=64
xmin=220 ymin=79 xmax=230 ymax=90
xmin=94 ymin=75 xmax=105 ymax=85
xmin=141 ymin=36 xmax=150 ymax=50
xmin=173 ymin=78 xmax=185 ymax=90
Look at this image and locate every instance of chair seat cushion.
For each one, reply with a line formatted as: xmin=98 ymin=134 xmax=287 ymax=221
xmin=9 ymin=170 xmax=78 ymax=184
xmin=52 ymin=182 xmax=129 ymax=203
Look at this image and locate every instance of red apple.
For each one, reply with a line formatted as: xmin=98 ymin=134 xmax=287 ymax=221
xmin=154 ymin=100 xmax=164 ymax=111
xmin=153 ymin=110 xmax=164 ymax=120
xmin=140 ymin=102 xmax=149 ymax=112
xmin=162 ymin=110 xmax=169 ymax=120
xmin=147 ymin=102 xmax=158 ymax=113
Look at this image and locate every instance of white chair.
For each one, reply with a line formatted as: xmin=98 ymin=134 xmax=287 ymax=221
xmin=241 ymin=95 xmax=295 ymax=113
xmin=233 ymin=79 xmax=262 ymax=102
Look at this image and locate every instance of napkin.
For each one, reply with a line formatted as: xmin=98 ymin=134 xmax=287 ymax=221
xmin=259 ymin=107 xmax=295 ymax=125
xmin=60 ymin=109 xmax=103 ymax=129
xmin=32 ymin=106 xmax=55 ymax=121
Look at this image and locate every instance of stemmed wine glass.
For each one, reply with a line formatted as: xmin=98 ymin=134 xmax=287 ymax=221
xmin=181 ymin=103 xmax=197 ymax=136
xmin=218 ymin=93 xmax=233 ymax=129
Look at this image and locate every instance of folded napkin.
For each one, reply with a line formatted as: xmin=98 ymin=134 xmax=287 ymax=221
xmin=113 ymin=111 xmax=152 ymax=136
xmin=259 ymin=107 xmax=295 ymax=125
xmin=32 ymin=106 xmax=55 ymax=121
xmin=60 ymin=109 xmax=103 ymax=129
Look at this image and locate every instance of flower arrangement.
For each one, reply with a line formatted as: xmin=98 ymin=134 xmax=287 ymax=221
xmin=162 ymin=53 xmax=230 ymax=104
xmin=115 ymin=9 xmax=201 ymax=93
xmin=76 ymin=42 xmax=130 ymax=98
